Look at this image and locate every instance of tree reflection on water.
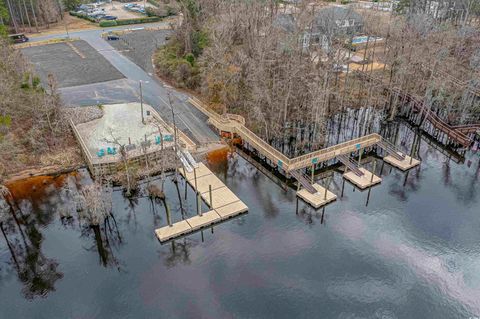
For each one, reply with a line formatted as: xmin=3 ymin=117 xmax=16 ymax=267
xmin=0 ymin=186 xmax=63 ymax=299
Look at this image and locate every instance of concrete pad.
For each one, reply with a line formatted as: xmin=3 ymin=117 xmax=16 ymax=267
xmin=344 ymin=167 xmax=382 ymax=190
xmin=185 ymin=210 xmax=221 ymax=231
xmin=201 ymin=186 xmax=240 ymax=209
xmin=155 ymin=220 xmax=192 ymax=242
xmin=297 ymin=183 xmax=337 ymax=209
xmin=384 ymin=155 xmax=420 ymax=171
xmin=75 ymin=102 xmax=175 ymax=160
xmin=215 ymin=200 xmax=249 ymax=220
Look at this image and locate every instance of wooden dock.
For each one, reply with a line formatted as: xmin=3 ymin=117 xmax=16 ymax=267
xmin=383 ymin=155 xmax=420 ymax=171
xmin=189 ymin=97 xmax=420 ymax=173
xmin=344 ymin=168 xmax=382 ymax=190
xmin=155 ymin=163 xmax=248 ymax=243
xmin=297 ymin=183 xmax=337 ymax=208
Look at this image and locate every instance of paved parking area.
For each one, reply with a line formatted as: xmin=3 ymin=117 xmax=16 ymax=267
xmin=22 ymin=40 xmax=124 ymax=88
xmin=108 ymin=29 xmax=171 ymax=74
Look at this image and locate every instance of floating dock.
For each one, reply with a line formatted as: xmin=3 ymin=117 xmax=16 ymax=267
xmin=297 ymin=183 xmax=337 ymax=208
xmin=383 ymin=155 xmax=421 ymax=171
xmin=155 ymin=163 xmax=248 ymax=243
xmin=343 ymin=168 xmax=382 ymax=190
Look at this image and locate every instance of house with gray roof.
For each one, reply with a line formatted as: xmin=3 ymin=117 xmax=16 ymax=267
xmin=305 ymin=6 xmax=364 ymax=51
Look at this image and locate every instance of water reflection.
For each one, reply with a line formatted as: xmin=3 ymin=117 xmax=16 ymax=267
xmin=0 ymin=121 xmax=479 ymax=318
xmin=0 ymin=187 xmax=63 ymax=299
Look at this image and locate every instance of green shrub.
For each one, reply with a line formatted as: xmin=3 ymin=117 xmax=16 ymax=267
xmin=191 ymin=30 xmax=209 ymax=57
xmin=99 ymin=20 xmax=117 ymax=27
xmin=69 ymin=10 xmax=96 ymax=23
xmin=340 ymin=0 xmax=351 ymax=3
xmin=154 ymin=39 xmax=200 ymax=89
xmin=185 ymin=53 xmax=195 ymax=66
xmin=114 ymin=17 xmax=161 ymax=26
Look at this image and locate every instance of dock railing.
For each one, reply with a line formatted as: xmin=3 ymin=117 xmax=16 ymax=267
xmin=189 ymin=98 xmax=385 ymax=172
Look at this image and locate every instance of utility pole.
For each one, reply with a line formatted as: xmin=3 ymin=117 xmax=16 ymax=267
xmin=139 ymin=80 xmax=149 ymax=124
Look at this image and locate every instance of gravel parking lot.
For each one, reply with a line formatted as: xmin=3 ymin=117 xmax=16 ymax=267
xmin=22 ymin=40 xmax=124 ymax=88
xmin=108 ymin=29 xmax=171 ymax=74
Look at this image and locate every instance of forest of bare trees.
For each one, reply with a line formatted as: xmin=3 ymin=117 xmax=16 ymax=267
xmin=0 ymin=36 xmax=80 ymax=180
xmin=0 ymin=0 xmax=64 ymax=33
xmin=155 ymin=0 xmax=480 ymax=155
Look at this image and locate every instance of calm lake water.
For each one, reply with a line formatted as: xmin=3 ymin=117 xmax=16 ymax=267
xmin=1 ymin=124 xmax=480 ymax=319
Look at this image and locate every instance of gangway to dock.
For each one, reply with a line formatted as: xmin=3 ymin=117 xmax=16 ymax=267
xmin=183 ymin=150 xmax=199 ymax=169
xmin=290 ymin=170 xmax=317 ymax=194
xmin=337 ymin=154 xmax=364 ymax=176
xmin=377 ymin=140 xmax=421 ymax=171
xmin=377 ymin=139 xmax=405 ymax=161
xmin=177 ymin=151 xmax=193 ymax=173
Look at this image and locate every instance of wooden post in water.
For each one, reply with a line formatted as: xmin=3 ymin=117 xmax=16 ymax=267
xmin=358 ymin=148 xmax=363 ymax=166
xmin=197 ymin=193 xmax=202 ymax=216
xmin=209 ymin=184 xmax=213 ymax=209
xmin=370 ymin=160 xmax=377 ymax=183
xmin=311 ymin=164 xmax=315 ymax=184
xmin=341 ymin=178 xmax=345 ymax=197
xmin=166 ymin=202 xmax=172 ymax=226
xmin=193 ymin=167 xmax=198 ymax=192
xmin=184 ymin=179 xmax=188 ymax=200
xmin=323 ymin=178 xmax=329 ymax=200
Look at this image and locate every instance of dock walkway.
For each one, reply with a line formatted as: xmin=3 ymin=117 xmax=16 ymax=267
xmin=188 ymin=97 xmax=421 ymax=208
xmin=155 ymin=163 xmax=248 ymax=242
xmin=358 ymin=72 xmax=478 ymax=147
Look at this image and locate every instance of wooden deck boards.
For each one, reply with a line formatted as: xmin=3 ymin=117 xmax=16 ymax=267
xmin=185 ymin=210 xmax=221 ymax=231
xmin=384 ymin=155 xmax=421 ymax=171
xmin=156 ymin=163 xmax=248 ymax=242
xmin=344 ymin=168 xmax=382 ymax=190
xmin=297 ymin=183 xmax=337 ymax=209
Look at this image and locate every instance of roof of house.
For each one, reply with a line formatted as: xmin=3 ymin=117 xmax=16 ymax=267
xmin=273 ymin=13 xmax=297 ymax=33
xmin=312 ymin=6 xmax=363 ymax=34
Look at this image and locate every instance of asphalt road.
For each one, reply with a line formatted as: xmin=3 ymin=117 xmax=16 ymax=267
xmin=29 ymin=23 xmax=218 ymax=146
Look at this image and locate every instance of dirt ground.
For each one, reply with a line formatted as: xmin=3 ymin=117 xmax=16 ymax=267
xmin=26 ymin=15 xmax=99 ymax=38
xmin=103 ymin=1 xmax=155 ymax=19
xmin=22 ymin=40 xmax=124 ymax=88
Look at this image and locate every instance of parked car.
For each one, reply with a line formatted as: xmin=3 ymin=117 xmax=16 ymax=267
xmin=90 ymin=13 xmax=106 ymax=19
xmin=106 ymin=34 xmax=120 ymax=40
xmin=8 ymin=33 xmax=29 ymax=43
xmin=102 ymin=15 xmax=117 ymax=20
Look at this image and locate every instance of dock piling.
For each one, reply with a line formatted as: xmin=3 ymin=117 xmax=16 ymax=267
xmin=311 ymin=164 xmax=314 ymax=184
xmin=166 ymin=202 xmax=172 ymax=227
xmin=209 ymin=184 xmax=213 ymax=209
xmin=323 ymin=178 xmax=329 ymax=200
xmin=370 ymin=160 xmax=377 ymax=183
xmin=197 ymin=193 xmax=202 ymax=216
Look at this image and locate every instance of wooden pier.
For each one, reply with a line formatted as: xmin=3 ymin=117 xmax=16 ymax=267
xmin=189 ymin=97 xmax=423 ymax=207
xmin=358 ymin=72 xmax=479 ymax=148
xmin=155 ymin=163 xmax=248 ymax=242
